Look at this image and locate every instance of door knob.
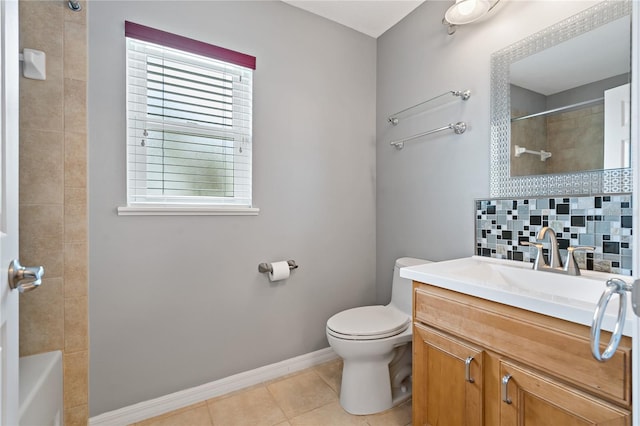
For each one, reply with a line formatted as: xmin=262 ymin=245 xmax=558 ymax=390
xmin=8 ymin=259 xmax=44 ymax=293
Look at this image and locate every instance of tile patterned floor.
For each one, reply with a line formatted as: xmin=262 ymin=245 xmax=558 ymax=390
xmin=129 ymin=359 xmax=412 ymax=426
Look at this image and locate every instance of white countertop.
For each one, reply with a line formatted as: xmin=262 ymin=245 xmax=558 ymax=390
xmin=401 ymin=256 xmax=636 ymax=336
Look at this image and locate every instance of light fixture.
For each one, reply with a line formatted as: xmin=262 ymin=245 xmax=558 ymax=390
xmin=443 ymin=0 xmax=500 ymax=35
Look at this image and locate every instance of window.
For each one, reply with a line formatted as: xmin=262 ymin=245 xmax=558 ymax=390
xmin=123 ymin=22 xmax=256 ymax=214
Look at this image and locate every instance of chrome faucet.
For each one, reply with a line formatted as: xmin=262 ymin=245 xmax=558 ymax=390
xmin=522 ymin=227 xmax=594 ymax=275
xmin=537 ymin=227 xmax=562 ymax=269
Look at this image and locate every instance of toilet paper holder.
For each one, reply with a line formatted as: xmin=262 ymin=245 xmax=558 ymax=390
xmin=258 ymin=260 xmax=298 ymax=273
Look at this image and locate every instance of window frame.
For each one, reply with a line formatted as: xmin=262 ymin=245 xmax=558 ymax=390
xmin=120 ymin=22 xmax=258 ymax=216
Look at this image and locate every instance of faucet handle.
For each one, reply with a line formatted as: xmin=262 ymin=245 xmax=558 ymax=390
xmin=565 ymin=246 xmax=595 ymax=276
xmin=522 ymin=241 xmax=545 ymax=270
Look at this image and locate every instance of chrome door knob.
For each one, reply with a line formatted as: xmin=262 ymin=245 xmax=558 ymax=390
xmin=8 ymin=259 xmax=44 ymax=293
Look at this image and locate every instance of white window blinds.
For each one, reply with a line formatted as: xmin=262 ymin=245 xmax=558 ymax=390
xmin=126 ymin=33 xmax=253 ymax=207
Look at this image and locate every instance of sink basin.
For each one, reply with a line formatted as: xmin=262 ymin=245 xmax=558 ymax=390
xmin=400 ymin=256 xmax=634 ymax=336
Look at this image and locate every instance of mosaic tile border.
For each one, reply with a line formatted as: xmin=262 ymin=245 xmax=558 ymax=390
xmin=475 ymin=195 xmax=633 ymax=276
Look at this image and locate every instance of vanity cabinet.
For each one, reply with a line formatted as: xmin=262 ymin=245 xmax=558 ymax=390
xmin=413 ymin=323 xmax=484 ymax=426
xmin=412 ymin=282 xmax=632 ymax=425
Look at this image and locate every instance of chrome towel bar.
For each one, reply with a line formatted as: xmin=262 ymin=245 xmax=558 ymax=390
xmin=388 ymin=90 xmax=470 ymax=125
xmin=390 ymin=121 xmax=467 ymax=149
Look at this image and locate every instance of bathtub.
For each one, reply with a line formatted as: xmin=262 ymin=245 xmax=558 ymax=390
xmin=19 ymin=351 xmax=63 ymax=426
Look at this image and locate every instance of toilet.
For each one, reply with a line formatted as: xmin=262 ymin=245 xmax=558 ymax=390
xmin=326 ymin=257 xmax=430 ymax=415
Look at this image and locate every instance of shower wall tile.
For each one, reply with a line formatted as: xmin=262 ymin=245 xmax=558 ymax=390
xmin=64 ymin=21 xmax=87 ymax=81
xmin=64 ymin=0 xmax=86 ymax=24
xmin=65 ymin=186 xmax=87 ymax=205
xmin=17 ymin=237 xmax=64 ymax=280
xmin=64 ymin=79 xmax=87 ymax=132
xmin=19 ymin=204 xmax=64 ymax=243
xmin=19 ymin=277 xmax=64 ymax=354
xmin=63 ymin=350 xmax=89 ymax=408
xmin=64 ymin=296 xmax=88 ymax=352
xmin=20 ymin=0 xmax=88 ymax=423
xmin=476 ymin=195 xmax=632 ymax=275
xmin=64 ymin=404 xmax=89 ymax=426
xmin=65 ymin=202 xmax=87 ymax=242
xmin=19 ymin=129 xmax=64 ymax=204
xmin=65 ymin=131 xmax=87 ymax=187
xmin=19 ymin=0 xmax=64 ymax=55
xmin=64 ymin=242 xmax=88 ymax=297
xmin=19 ymin=70 xmax=65 ymax=131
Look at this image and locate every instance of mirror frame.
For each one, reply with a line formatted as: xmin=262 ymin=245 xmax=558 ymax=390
xmin=490 ymin=0 xmax=632 ymax=197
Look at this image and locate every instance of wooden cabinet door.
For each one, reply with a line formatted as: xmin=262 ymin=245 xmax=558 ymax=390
xmin=499 ymin=360 xmax=630 ymax=426
xmin=413 ymin=323 xmax=484 ymax=426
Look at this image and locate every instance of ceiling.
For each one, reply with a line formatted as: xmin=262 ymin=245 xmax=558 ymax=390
xmin=282 ymin=0 xmax=426 ymax=38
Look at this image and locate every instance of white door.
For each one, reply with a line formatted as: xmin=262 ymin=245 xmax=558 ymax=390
xmin=603 ymin=83 xmax=631 ymax=169
xmin=0 ymin=0 xmax=20 ymax=424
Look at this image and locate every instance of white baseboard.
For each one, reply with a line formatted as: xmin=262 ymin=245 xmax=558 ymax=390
xmin=89 ymin=347 xmax=338 ymax=426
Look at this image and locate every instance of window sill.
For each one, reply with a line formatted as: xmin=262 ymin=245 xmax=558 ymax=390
xmin=117 ymin=205 xmax=260 ymax=216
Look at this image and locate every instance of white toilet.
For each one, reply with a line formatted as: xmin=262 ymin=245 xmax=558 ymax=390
xmin=326 ymin=257 xmax=430 ymax=415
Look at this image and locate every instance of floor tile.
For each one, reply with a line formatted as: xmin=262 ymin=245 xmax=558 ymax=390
xmin=133 ymin=402 xmax=212 ymax=426
xmin=131 ymin=362 xmax=416 ymax=426
xmin=289 ymin=401 xmax=368 ymax=425
xmin=267 ymin=370 xmax=338 ymax=418
xmin=313 ymin=359 xmax=342 ymax=394
xmin=365 ymin=400 xmax=412 ymax=426
xmin=207 ymin=386 xmax=286 ymax=426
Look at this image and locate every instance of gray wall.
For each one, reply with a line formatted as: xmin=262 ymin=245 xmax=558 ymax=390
xmin=375 ymin=1 xmax=599 ymax=304
xmin=88 ymin=1 xmax=376 ymax=416
xmin=89 ymin=0 xmax=604 ymax=417
xmin=510 ymin=84 xmax=546 ymax=115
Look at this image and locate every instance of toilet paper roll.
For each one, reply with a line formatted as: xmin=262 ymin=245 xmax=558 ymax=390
xmin=268 ymin=261 xmax=290 ymax=282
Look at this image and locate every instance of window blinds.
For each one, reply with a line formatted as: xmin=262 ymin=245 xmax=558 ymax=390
xmin=126 ymin=28 xmax=253 ymax=206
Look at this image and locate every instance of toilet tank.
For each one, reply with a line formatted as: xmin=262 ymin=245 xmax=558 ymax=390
xmin=390 ymin=257 xmax=431 ymax=316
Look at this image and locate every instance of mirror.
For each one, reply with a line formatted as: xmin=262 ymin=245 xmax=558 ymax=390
xmin=510 ymin=15 xmax=631 ymax=177
xmin=490 ymin=0 xmax=632 ymax=197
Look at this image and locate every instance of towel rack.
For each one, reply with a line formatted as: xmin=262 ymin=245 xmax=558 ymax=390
xmin=388 ymin=90 xmax=471 ymax=125
xmin=390 ymin=122 xmax=467 ymax=149
xmin=514 ymin=144 xmax=552 ymax=161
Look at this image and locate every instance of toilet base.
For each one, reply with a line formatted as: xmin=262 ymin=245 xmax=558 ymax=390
xmin=338 ymin=342 xmax=412 ymax=415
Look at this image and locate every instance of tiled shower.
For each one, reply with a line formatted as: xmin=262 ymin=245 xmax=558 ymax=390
xmin=18 ymin=0 xmax=89 ymax=424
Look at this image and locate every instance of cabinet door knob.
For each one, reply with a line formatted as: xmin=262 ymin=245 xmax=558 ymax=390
xmin=501 ymin=374 xmax=513 ymax=404
xmin=464 ymin=356 xmax=475 ymax=383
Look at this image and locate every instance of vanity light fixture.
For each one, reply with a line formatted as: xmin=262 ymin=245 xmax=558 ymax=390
xmin=443 ymin=0 xmax=501 ymax=35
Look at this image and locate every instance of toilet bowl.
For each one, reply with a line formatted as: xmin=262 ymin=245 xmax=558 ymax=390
xmin=326 ymin=257 xmax=430 ymax=415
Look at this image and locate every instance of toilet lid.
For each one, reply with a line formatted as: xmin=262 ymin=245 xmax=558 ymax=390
xmin=326 ymin=306 xmax=410 ymax=340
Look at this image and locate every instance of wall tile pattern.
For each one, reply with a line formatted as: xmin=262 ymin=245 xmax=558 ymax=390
xmin=545 ymin=105 xmax=604 ymax=174
xmin=18 ymin=0 xmax=88 ymax=424
xmin=510 ymin=109 xmax=547 ymax=176
xmin=511 ymin=105 xmax=604 ymax=177
xmin=476 ymin=195 xmax=632 ymax=275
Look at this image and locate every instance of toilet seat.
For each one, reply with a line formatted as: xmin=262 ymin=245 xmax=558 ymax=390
xmin=326 ymin=306 xmax=410 ymax=340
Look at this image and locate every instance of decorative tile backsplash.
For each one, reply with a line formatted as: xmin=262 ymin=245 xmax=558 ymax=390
xmin=475 ymin=195 xmax=633 ymax=275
